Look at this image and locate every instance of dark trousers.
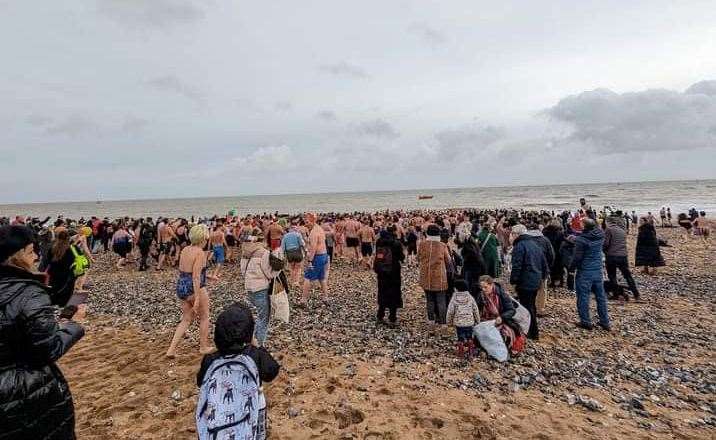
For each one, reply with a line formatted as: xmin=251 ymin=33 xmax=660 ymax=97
xmin=605 ymin=255 xmax=639 ymax=297
xmin=516 ymin=287 xmax=539 ymax=340
xmin=139 ymin=244 xmax=151 ymax=270
xmin=424 ymin=290 xmax=447 ymax=324
xmin=567 ymin=272 xmax=575 ymax=291
xmin=456 ymin=326 xmax=473 ymax=341
xmin=377 ymin=306 xmax=397 ymax=323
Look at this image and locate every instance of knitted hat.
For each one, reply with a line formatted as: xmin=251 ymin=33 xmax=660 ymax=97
xmin=0 ymin=225 xmax=36 ymax=263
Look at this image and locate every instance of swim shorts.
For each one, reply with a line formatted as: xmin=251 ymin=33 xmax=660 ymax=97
xmin=213 ymin=245 xmax=225 ymax=264
xmin=346 ymin=237 xmax=359 ymax=248
xmin=304 ymin=253 xmax=329 ymax=281
xmin=360 ymin=242 xmax=373 ymax=257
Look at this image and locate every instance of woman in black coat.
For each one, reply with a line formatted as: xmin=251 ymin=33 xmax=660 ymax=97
xmin=635 ymin=218 xmax=665 ymax=275
xmin=0 ymin=225 xmax=85 ymax=440
xmin=43 ymin=229 xmax=76 ymax=307
xmin=374 ymin=229 xmax=405 ymax=326
xmin=541 ymin=220 xmax=565 ymax=288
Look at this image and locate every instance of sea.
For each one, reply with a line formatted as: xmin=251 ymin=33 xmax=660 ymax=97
xmin=2 ymin=180 xmax=714 ymax=220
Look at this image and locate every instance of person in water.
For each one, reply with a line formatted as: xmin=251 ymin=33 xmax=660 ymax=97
xmin=166 ymin=224 xmax=214 ymax=357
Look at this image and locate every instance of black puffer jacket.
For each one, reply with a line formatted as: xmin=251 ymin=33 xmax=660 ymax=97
xmin=0 ymin=265 xmax=85 ymax=440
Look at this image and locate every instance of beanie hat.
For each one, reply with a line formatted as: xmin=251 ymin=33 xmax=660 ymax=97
xmin=0 ymin=225 xmax=36 ymax=263
xmin=214 ymin=302 xmax=255 ymax=353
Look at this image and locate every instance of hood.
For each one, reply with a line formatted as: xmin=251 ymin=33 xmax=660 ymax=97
xmin=0 ymin=264 xmax=48 ymax=305
xmin=525 ymin=230 xmax=544 ymax=238
xmin=452 ymin=291 xmax=471 ymax=303
xmin=580 ymin=228 xmax=604 ymax=242
xmin=606 ymin=215 xmax=626 ymax=230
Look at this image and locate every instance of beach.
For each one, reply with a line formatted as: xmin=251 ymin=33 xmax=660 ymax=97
xmin=59 ymin=227 xmax=714 ymax=439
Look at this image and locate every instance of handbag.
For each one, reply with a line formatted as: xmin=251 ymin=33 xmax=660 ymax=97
xmin=270 ymin=273 xmax=290 ymax=324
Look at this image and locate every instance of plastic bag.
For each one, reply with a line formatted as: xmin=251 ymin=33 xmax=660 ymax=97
xmin=512 ymin=300 xmax=532 ymax=336
xmin=270 ymin=280 xmax=290 ymax=323
xmin=474 ymin=320 xmax=508 ymax=362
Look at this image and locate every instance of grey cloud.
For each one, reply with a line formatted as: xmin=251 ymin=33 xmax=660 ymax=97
xmin=408 ymin=22 xmax=447 ymax=45
xmin=546 ymin=81 xmax=716 ymax=153
xmin=274 ymin=101 xmax=293 ymax=112
xmin=355 ymin=118 xmax=400 ymax=139
xmin=319 ymin=61 xmax=369 ymax=79
xmin=97 ymin=0 xmax=204 ymax=28
xmin=25 ymin=114 xmax=52 ymax=126
xmin=121 ymin=115 xmax=150 ymax=135
xmin=432 ymin=123 xmax=505 ymax=160
xmin=145 ymin=75 xmax=204 ymax=102
xmin=43 ymin=115 xmax=101 ymax=138
xmin=685 ymin=80 xmax=716 ymax=96
xmin=316 ymin=110 xmax=337 ymax=121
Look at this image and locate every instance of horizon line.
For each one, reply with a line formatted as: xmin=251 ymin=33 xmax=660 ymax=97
xmin=2 ymin=176 xmax=714 ymax=207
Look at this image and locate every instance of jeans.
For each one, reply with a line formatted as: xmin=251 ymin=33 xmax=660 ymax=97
xmin=424 ymin=290 xmax=447 ymax=324
xmin=248 ymin=289 xmax=270 ymax=345
xmin=575 ymin=270 xmax=610 ymax=327
xmin=605 ymin=255 xmax=639 ymax=297
xmin=456 ymin=326 xmax=473 ymax=341
xmin=516 ymin=287 xmax=539 ymax=339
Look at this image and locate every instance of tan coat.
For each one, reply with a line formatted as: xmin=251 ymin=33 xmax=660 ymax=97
xmin=418 ymin=239 xmax=451 ymax=292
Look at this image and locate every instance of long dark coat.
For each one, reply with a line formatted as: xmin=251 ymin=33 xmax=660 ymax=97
xmin=375 ymin=236 xmax=405 ymax=309
xmin=635 ymin=224 xmax=665 ymax=267
xmin=0 ymin=265 xmax=85 ymax=440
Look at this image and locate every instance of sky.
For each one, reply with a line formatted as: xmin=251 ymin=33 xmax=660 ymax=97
xmin=1 ymin=0 xmax=715 ymax=203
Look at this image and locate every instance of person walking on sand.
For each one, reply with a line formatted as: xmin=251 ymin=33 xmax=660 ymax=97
xmin=635 ymin=217 xmax=665 ymax=275
xmin=301 ymin=213 xmax=330 ymax=304
xmin=166 ymin=225 xmax=214 ymax=358
xmin=344 ymin=215 xmax=361 ymax=264
xmin=374 ymin=227 xmax=405 ymax=327
xmin=358 ymin=219 xmax=376 ymax=269
xmin=240 ymin=228 xmax=281 ymax=346
xmin=334 ymin=215 xmax=346 ymax=259
xmin=208 ymin=223 xmax=227 ymax=280
xmin=281 ymin=221 xmax=306 ymax=287
xmin=418 ymin=224 xmax=452 ymax=325
xmin=509 ymin=224 xmax=548 ymax=340
xmin=603 ymin=212 xmax=639 ymax=301
xmin=570 ymin=218 xmax=611 ymax=331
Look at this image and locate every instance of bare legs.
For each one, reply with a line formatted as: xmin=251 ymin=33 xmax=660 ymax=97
xmin=166 ymin=290 xmax=212 ymax=358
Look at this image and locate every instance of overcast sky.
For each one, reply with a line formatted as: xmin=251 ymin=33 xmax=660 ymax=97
xmin=1 ymin=0 xmax=715 ymax=203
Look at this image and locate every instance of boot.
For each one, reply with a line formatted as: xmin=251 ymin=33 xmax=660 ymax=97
xmin=466 ymin=340 xmax=476 ymax=360
xmin=456 ymin=341 xmax=465 ymax=358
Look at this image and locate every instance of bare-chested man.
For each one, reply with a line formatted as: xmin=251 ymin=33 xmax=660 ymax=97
xmin=358 ymin=220 xmax=376 ymax=269
xmin=302 ymin=212 xmax=329 ymax=304
xmin=334 ymin=216 xmax=346 ymax=258
xmin=157 ymin=219 xmax=176 ymax=270
xmin=344 ymin=215 xmax=361 ymax=263
xmin=208 ymin=223 xmax=227 ymax=280
xmin=266 ymin=218 xmax=284 ymax=251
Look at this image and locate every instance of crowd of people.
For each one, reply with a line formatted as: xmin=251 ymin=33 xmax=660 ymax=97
xmin=0 ymin=199 xmax=712 ymax=439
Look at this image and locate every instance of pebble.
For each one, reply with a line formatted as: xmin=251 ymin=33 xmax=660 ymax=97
xmin=83 ymin=231 xmax=714 ymax=433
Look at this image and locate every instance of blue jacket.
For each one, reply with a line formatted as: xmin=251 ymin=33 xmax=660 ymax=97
xmin=509 ymin=234 xmax=549 ymax=291
xmin=569 ymin=228 xmax=604 ymax=273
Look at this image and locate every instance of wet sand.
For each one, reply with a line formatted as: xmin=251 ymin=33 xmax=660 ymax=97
xmin=60 ymin=228 xmax=715 ymax=439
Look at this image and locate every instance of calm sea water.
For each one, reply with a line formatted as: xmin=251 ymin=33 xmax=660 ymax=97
xmin=2 ymin=180 xmax=714 ymax=219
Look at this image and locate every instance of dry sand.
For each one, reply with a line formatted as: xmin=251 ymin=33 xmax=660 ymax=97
xmin=60 ymin=228 xmax=715 ymax=439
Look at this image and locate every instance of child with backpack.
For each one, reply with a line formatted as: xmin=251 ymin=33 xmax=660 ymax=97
xmin=446 ymin=279 xmax=480 ymax=359
xmin=196 ymin=302 xmax=280 ymax=440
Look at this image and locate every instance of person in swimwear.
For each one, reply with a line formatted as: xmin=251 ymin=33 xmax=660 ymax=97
xmin=344 ymin=215 xmax=361 ymax=264
xmin=334 ymin=215 xmax=346 ymax=259
xmin=208 ymin=222 xmax=227 ymax=280
xmin=156 ymin=219 xmax=176 ymax=270
xmin=166 ymin=224 xmax=213 ymax=357
xmin=301 ymin=213 xmax=330 ymax=305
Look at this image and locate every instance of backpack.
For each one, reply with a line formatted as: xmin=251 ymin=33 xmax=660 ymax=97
xmin=69 ymin=245 xmax=90 ymax=277
xmin=196 ymin=354 xmax=267 ymax=440
xmin=140 ymin=225 xmax=154 ymax=244
xmin=374 ymin=245 xmax=393 ymax=274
